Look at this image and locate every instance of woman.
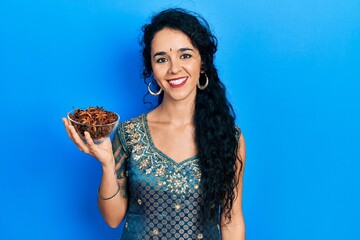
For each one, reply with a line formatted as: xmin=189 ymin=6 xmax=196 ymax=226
xmin=63 ymin=8 xmax=246 ymax=239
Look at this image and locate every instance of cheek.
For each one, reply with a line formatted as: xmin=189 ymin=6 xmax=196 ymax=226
xmin=150 ymin=61 xmax=157 ymax=74
xmin=151 ymin=64 xmax=162 ymax=80
xmin=185 ymin=61 xmax=202 ymax=75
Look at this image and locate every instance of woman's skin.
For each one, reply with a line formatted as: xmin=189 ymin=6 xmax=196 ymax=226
xmin=62 ymin=27 xmax=246 ymax=239
xmin=147 ymin=28 xmax=202 ymax=163
xmin=62 ymin=120 xmax=128 ymax=228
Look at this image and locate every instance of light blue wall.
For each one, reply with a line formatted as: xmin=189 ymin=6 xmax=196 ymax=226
xmin=1 ymin=0 xmax=359 ymax=239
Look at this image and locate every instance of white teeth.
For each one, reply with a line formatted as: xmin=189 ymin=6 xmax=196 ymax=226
xmin=169 ymin=77 xmax=187 ymax=85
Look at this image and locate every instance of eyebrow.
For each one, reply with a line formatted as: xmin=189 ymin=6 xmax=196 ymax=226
xmin=153 ymin=51 xmax=166 ymax=58
xmin=153 ymin=47 xmax=194 ymax=59
xmin=178 ymin=47 xmax=194 ymax=52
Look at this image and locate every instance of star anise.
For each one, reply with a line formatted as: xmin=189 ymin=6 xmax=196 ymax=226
xmin=68 ymin=106 xmax=118 ymax=140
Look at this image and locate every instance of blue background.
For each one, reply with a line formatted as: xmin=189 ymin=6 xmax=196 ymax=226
xmin=1 ymin=0 xmax=359 ymax=239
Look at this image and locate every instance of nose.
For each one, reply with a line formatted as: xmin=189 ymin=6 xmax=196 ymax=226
xmin=168 ymin=58 xmax=181 ymax=74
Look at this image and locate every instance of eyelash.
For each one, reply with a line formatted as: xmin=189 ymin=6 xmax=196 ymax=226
xmin=155 ymin=54 xmax=192 ymax=63
xmin=180 ymin=53 xmax=192 ymax=59
xmin=156 ymin=58 xmax=167 ymax=63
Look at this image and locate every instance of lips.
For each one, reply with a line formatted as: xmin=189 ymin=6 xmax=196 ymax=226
xmin=167 ymin=77 xmax=188 ymax=88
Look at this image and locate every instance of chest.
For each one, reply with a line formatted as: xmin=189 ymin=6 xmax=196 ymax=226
xmin=147 ymin=123 xmax=197 ymax=163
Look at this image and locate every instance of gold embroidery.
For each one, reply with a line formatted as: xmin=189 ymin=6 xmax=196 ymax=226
xmin=123 ymin=115 xmax=201 ymax=197
xmin=120 ymin=115 xmax=219 ymax=238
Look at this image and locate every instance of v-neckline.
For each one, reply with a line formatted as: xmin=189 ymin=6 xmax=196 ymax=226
xmin=142 ymin=114 xmax=198 ymax=166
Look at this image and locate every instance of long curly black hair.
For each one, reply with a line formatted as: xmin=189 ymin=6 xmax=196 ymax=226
xmin=141 ymin=8 xmax=243 ymax=222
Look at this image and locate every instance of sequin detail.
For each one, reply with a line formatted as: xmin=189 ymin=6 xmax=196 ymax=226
xmin=117 ymin=114 xmax=222 ymax=239
xmin=122 ymin=114 xmax=201 ymax=198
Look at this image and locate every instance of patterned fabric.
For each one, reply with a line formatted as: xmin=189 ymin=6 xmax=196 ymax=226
xmin=112 ymin=114 xmax=240 ymax=240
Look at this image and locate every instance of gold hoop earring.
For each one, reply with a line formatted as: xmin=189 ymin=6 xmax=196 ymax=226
xmin=148 ymin=81 xmax=163 ymax=96
xmin=197 ymin=73 xmax=209 ymax=90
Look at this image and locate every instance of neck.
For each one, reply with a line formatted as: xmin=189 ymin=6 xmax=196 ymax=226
xmin=153 ymin=96 xmax=195 ymax=125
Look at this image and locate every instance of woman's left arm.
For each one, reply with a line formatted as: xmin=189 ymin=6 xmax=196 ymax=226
xmin=221 ymin=133 xmax=246 ymax=240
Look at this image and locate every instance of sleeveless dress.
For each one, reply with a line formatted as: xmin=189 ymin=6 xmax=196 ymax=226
xmin=112 ymin=114 xmax=240 ymax=240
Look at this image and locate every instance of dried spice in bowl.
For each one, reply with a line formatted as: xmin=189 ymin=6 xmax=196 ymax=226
xmin=68 ymin=106 xmax=119 ymax=142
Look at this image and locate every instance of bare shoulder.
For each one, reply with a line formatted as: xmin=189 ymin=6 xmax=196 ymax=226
xmin=238 ymin=131 xmax=246 ymax=163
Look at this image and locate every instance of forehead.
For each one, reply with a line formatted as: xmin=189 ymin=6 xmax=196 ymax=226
xmin=151 ymin=28 xmax=197 ymax=52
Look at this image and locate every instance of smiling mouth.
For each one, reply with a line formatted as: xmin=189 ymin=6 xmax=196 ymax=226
xmin=167 ymin=77 xmax=188 ymax=88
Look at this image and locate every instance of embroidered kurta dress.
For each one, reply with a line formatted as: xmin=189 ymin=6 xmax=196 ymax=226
xmin=112 ymin=114 xmax=240 ymax=240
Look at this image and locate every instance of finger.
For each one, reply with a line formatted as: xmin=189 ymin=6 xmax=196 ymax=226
xmin=67 ymin=123 xmax=89 ymax=152
xmin=84 ymin=131 xmax=96 ymax=155
xmin=62 ymin=118 xmax=72 ymax=138
xmin=62 ymin=117 xmax=68 ymax=126
xmin=84 ymin=131 xmax=94 ymax=142
xmin=84 ymin=131 xmax=95 ymax=147
xmin=63 ymin=118 xmax=89 ymax=153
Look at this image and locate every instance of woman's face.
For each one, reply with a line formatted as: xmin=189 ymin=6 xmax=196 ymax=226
xmin=151 ymin=28 xmax=202 ymax=103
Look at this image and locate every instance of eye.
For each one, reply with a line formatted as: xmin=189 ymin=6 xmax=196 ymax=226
xmin=156 ymin=58 xmax=168 ymax=63
xmin=180 ymin=54 xmax=192 ymax=59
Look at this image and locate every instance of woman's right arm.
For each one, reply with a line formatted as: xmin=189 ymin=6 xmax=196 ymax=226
xmin=62 ymin=118 xmax=128 ymax=228
xmin=97 ymin=130 xmax=129 ymax=228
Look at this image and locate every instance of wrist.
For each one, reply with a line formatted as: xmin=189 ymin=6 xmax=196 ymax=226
xmin=101 ymin=158 xmax=115 ymax=172
xmin=98 ymin=183 xmax=120 ymax=200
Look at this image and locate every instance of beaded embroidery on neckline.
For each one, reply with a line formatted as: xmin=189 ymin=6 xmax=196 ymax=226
xmin=142 ymin=114 xmax=199 ymax=168
xmin=122 ymin=114 xmax=202 ymax=196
